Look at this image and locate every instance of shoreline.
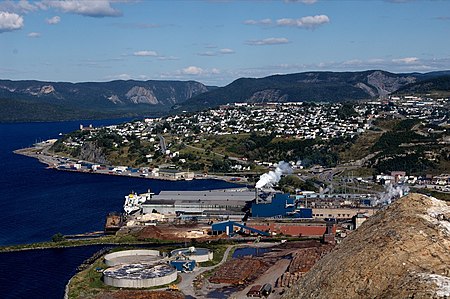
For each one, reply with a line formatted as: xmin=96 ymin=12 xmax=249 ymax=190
xmin=13 ymin=145 xmax=250 ymax=184
xmin=0 ymin=236 xmax=182 ymax=253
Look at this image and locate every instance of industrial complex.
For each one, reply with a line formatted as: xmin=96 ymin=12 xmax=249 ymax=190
xmin=112 ymin=187 xmax=380 ymax=240
xmin=97 ymin=186 xmax=386 ymax=297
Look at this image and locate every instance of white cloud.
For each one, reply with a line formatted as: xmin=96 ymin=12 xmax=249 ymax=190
xmin=245 ymin=37 xmax=290 ymax=46
xmin=46 ymin=15 xmax=60 ymax=24
xmin=392 ymin=57 xmax=419 ymax=64
xmin=244 ymin=18 xmax=272 ymax=25
xmin=219 ymin=48 xmax=235 ymax=54
xmin=198 ymin=48 xmax=235 ymax=56
xmin=27 ymin=31 xmax=41 ymax=38
xmin=342 ymin=59 xmax=363 ymax=66
xmin=0 ymin=0 xmax=39 ymax=14
xmin=276 ymin=15 xmax=330 ymax=29
xmin=176 ymin=66 xmax=220 ymax=76
xmin=133 ymin=50 xmax=158 ymax=57
xmin=181 ymin=66 xmax=205 ymax=75
xmin=0 ymin=11 xmax=24 ymax=33
xmin=197 ymin=51 xmax=217 ymax=57
xmin=42 ymin=0 xmax=122 ymax=17
xmin=157 ymin=55 xmax=179 ymax=61
xmin=107 ymin=73 xmax=132 ymax=80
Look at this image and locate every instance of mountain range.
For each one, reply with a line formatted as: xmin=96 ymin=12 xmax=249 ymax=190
xmin=0 ymin=79 xmax=213 ymax=122
xmin=174 ymin=70 xmax=450 ymax=112
xmin=1 ymin=70 xmax=449 ymax=121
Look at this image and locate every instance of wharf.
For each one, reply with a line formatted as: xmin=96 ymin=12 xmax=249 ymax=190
xmin=13 ymin=144 xmax=246 ymax=184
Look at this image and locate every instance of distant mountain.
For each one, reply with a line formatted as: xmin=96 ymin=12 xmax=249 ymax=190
xmin=0 ymin=79 xmax=213 ymax=122
xmin=173 ymin=70 xmax=450 ymax=112
xmin=2 ymin=70 xmax=449 ymax=122
xmin=394 ymin=74 xmax=450 ymax=96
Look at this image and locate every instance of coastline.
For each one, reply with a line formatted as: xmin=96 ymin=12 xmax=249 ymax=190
xmin=0 ymin=235 xmax=180 ymax=253
xmin=13 ymin=145 xmax=249 ymax=184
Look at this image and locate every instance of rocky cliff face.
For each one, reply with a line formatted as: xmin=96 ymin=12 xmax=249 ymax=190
xmin=125 ymin=86 xmax=159 ymax=104
xmin=283 ymin=193 xmax=450 ymax=299
xmin=366 ymin=70 xmax=416 ymax=96
xmin=78 ymin=141 xmax=109 ymax=164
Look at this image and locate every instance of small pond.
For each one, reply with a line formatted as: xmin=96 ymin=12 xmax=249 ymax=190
xmin=232 ymin=247 xmax=270 ymax=258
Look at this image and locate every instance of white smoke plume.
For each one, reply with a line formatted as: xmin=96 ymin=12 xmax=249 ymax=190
xmin=255 ymin=161 xmax=293 ymax=189
xmin=378 ymin=184 xmax=410 ymax=205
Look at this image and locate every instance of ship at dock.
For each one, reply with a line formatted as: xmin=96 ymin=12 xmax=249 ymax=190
xmin=123 ymin=190 xmax=155 ymax=214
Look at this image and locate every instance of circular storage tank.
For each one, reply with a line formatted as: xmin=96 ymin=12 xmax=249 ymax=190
xmin=170 ymin=247 xmax=213 ymax=263
xmin=104 ymin=250 xmax=161 ymax=267
xmin=103 ymin=263 xmax=177 ymax=288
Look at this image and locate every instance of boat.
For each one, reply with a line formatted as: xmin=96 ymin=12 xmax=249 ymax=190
xmin=123 ymin=189 xmax=154 ymax=214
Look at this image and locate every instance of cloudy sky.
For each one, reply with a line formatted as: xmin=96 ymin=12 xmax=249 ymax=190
xmin=0 ymin=0 xmax=449 ymax=86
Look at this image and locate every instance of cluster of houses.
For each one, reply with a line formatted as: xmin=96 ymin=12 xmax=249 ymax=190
xmin=376 ymin=171 xmax=450 ymax=192
xmin=56 ymin=98 xmax=448 ymax=178
xmin=162 ymin=102 xmax=371 ymax=140
xmin=68 ymin=98 xmax=448 ymax=156
xmin=366 ymin=96 xmax=448 ymax=124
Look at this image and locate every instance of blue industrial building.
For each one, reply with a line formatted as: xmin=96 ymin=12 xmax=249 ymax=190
xmin=211 ymin=220 xmax=270 ymax=236
xmin=251 ymin=193 xmax=312 ymax=218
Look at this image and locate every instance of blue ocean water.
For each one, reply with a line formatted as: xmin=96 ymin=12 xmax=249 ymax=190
xmin=0 ymin=245 xmax=105 ymax=299
xmin=0 ymin=119 xmax=240 ymax=298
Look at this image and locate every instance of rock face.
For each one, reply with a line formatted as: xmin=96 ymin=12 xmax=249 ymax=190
xmin=125 ymin=86 xmax=159 ymax=104
xmin=367 ymin=70 xmax=416 ymax=96
xmin=78 ymin=141 xmax=108 ymax=164
xmin=283 ymin=193 xmax=450 ymax=299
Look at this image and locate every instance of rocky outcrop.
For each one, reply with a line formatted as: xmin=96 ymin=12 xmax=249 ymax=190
xmin=283 ymin=193 xmax=450 ymax=299
xmin=78 ymin=141 xmax=108 ymax=164
xmin=40 ymin=85 xmax=55 ymax=94
xmin=107 ymin=95 xmax=122 ymax=104
xmin=367 ymin=70 xmax=416 ymax=96
xmin=125 ymin=86 xmax=159 ymax=104
xmin=248 ymin=89 xmax=288 ymax=103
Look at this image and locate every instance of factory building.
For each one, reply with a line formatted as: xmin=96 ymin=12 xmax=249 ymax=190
xmin=247 ymin=221 xmax=336 ymax=237
xmin=157 ymin=168 xmax=194 ymax=180
xmin=141 ymin=189 xmax=255 ymax=218
xmin=312 ymin=208 xmax=377 ymax=220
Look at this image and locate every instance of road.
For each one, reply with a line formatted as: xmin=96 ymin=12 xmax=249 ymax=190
xmin=231 ymin=258 xmax=290 ymax=299
xmin=177 ymin=244 xmax=236 ymax=298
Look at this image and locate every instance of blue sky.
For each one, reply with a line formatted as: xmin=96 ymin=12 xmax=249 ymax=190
xmin=0 ymin=0 xmax=449 ymax=86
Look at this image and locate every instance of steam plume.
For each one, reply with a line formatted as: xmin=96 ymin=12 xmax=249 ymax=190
xmin=255 ymin=161 xmax=293 ymax=189
xmin=378 ymin=184 xmax=410 ymax=205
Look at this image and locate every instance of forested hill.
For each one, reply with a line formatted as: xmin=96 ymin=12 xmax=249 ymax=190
xmin=394 ymin=74 xmax=450 ymax=96
xmin=1 ymin=70 xmax=450 ymax=122
xmin=0 ymin=79 xmax=213 ymax=122
xmin=173 ymin=70 xmax=450 ymax=112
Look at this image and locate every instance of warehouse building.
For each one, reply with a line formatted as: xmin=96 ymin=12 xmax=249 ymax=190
xmin=141 ymin=189 xmax=255 ymax=218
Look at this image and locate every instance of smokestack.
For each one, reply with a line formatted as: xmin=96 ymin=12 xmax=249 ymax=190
xmin=255 ymin=161 xmax=293 ymax=189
